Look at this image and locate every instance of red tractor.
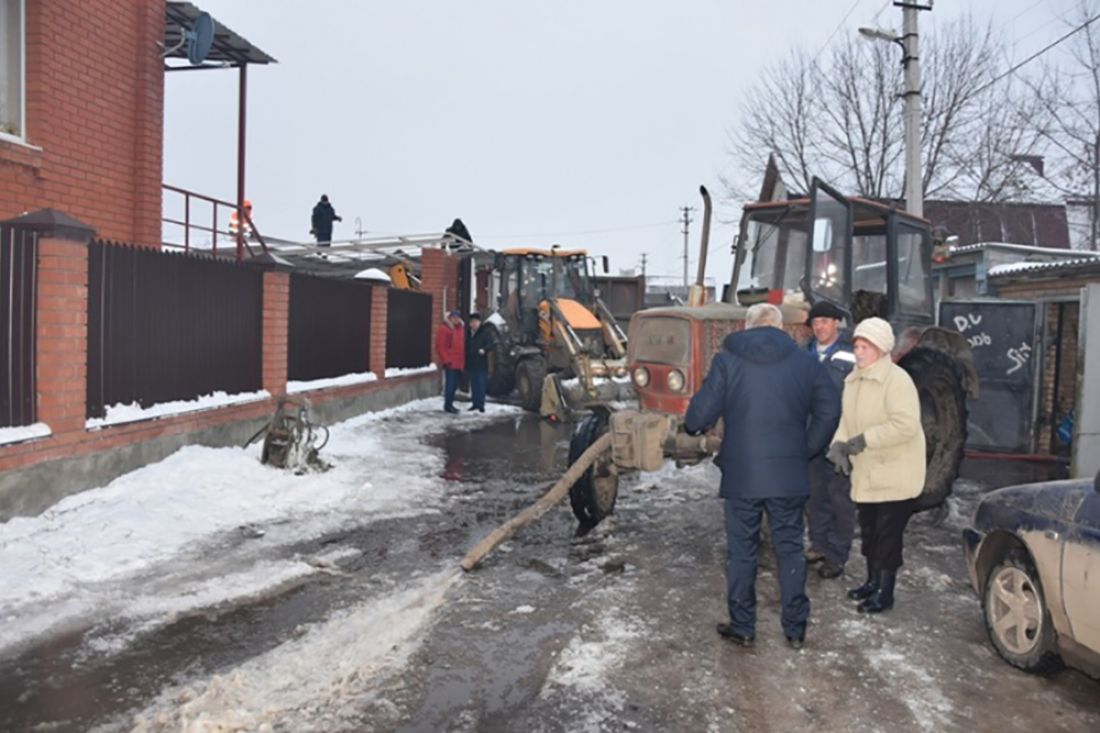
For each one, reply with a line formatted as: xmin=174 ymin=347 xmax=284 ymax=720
xmin=568 ymin=181 xmax=978 ymax=529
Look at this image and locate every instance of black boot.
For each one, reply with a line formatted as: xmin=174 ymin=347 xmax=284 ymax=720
xmin=857 ymin=570 xmax=896 ymax=614
xmin=846 ymin=560 xmax=877 ymax=601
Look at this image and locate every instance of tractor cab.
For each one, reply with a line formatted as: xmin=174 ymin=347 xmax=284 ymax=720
xmin=497 ymin=248 xmax=598 ymax=346
xmin=737 ymin=178 xmax=935 ymax=332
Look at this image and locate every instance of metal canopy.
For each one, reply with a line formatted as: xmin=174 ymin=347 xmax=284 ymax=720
xmin=164 ymin=2 xmax=276 ymax=68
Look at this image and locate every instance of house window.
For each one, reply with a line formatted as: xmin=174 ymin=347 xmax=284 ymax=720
xmin=0 ymin=0 xmax=24 ymax=140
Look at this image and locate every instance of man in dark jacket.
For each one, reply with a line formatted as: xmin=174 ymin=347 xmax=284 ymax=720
xmin=685 ymin=303 xmax=839 ymax=649
xmin=310 ymin=195 xmax=342 ymax=246
xmin=465 ymin=312 xmax=495 ymax=412
xmin=804 ymin=301 xmax=857 ymax=579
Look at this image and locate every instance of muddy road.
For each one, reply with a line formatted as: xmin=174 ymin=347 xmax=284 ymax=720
xmin=1 ymin=408 xmax=1098 ymax=732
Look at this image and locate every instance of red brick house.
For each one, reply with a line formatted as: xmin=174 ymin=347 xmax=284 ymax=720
xmin=0 ymin=0 xmax=163 ymax=245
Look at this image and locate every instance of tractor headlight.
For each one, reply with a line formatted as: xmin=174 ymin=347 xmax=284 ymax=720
xmin=667 ymin=369 xmax=685 ymax=392
xmin=632 ymin=366 xmax=650 ymax=388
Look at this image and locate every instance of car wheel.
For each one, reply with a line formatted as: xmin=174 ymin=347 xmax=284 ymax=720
xmin=982 ymin=553 xmax=1062 ymax=674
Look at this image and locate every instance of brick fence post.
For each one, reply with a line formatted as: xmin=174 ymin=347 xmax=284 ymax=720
xmin=263 ymin=271 xmax=289 ymax=396
xmin=420 ymin=247 xmax=446 ymax=364
xmin=7 ymin=211 xmax=97 ymax=436
xmin=370 ymin=286 xmax=389 ymax=379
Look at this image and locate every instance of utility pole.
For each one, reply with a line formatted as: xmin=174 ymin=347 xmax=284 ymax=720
xmin=679 ymin=206 xmax=694 ymax=288
xmin=640 ymin=252 xmax=648 ymax=279
xmin=898 ymin=1 xmax=929 ymax=218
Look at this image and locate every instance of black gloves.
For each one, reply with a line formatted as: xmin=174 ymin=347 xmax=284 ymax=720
xmin=826 ymin=433 xmax=867 ymax=476
xmin=826 ymin=442 xmax=852 ymax=476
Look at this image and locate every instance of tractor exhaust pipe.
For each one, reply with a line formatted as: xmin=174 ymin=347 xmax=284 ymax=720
xmin=688 ymin=185 xmax=712 ymax=307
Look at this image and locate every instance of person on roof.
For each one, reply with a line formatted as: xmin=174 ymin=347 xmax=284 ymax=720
xmin=311 ymin=195 xmax=342 ymax=246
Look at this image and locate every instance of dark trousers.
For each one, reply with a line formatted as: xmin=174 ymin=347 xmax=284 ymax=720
xmin=444 ymin=368 xmax=461 ymax=410
xmin=469 ymin=368 xmax=487 ymax=409
xmin=807 ymin=454 xmax=856 ymax=565
xmin=857 ymin=499 xmax=916 ymax=572
xmin=724 ymin=496 xmax=811 ymax=639
xmin=315 ymin=229 xmax=332 ymax=246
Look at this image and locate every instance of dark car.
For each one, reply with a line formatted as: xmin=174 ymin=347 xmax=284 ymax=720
xmin=963 ymin=470 xmax=1100 ymax=678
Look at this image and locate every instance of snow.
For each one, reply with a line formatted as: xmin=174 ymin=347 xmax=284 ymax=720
xmin=126 ymin=568 xmax=459 ymax=733
xmin=384 ymin=364 xmax=438 ymax=378
xmin=0 ymin=398 xmax=521 ymax=657
xmin=86 ymin=390 xmax=271 ymax=429
xmin=0 ymin=421 xmax=51 ymax=446
xmin=287 ymin=371 xmax=378 ymax=393
xmin=353 ymin=267 xmax=391 ymax=282
xmin=987 ymin=258 xmax=1099 ymax=277
xmin=486 ymin=312 xmax=506 ymax=327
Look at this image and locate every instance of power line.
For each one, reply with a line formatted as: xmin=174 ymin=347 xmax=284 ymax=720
xmin=971 ymin=9 xmax=1100 ymax=98
xmin=813 ymin=0 xmax=869 ymax=62
xmin=476 ymin=219 xmax=678 ymax=240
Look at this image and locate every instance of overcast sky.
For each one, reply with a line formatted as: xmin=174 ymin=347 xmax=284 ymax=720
xmin=163 ymin=0 xmax=1072 ymax=283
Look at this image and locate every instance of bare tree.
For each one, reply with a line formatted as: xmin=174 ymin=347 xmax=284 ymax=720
xmin=724 ymin=15 xmax=1045 ymax=207
xmin=1030 ymin=0 xmax=1100 ymax=249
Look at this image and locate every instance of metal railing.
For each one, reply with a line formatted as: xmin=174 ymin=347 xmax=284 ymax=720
xmin=0 ymin=225 xmax=37 ymax=428
xmin=162 ymin=184 xmax=270 ymax=261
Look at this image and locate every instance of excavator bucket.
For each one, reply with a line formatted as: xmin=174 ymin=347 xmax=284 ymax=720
xmin=539 ymin=372 xmax=634 ymax=420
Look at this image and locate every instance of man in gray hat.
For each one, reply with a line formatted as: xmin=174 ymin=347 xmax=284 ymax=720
xmin=804 ymin=301 xmax=856 ymax=579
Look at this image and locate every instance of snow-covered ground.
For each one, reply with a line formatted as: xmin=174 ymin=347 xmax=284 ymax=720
xmin=0 ymin=399 xmax=518 ymax=658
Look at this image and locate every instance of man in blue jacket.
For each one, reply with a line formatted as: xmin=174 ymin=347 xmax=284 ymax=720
xmin=685 ymin=303 xmax=839 ymax=649
xmin=803 ymin=301 xmax=857 ymax=580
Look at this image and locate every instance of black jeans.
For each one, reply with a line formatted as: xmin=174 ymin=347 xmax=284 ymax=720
xmin=857 ymin=498 xmax=916 ymax=572
xmin=807 ymin=454 xmax=856 ymax=565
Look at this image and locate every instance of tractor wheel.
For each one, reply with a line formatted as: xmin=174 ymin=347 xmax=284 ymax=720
xmin=515 ymin=356 xmax=548 ymax=412
xmin=483 ymin=323 xmax=515 ymax=397
xmin=900 ymin=347 xmax=968 ymax=512
xmin=569 ymin=408 xmax=618 ymax=529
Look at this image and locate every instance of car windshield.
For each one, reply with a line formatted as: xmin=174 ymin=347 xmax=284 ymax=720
xmin=746 ymin=208 xmax=808 ymax=291
xmin=630 ymin=316 xmax=691 ymax=365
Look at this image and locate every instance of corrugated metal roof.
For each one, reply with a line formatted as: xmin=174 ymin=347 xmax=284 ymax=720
xmin=165 ymin=2 xmax=277 ymax=66
xmin=988 ymin=258 xmax=1100 ymax=278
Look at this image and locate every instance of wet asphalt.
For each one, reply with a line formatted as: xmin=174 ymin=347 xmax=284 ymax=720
xmin=1 ymin=410 xmax=1098 ymax=732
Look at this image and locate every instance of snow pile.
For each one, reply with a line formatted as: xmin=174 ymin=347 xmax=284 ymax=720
xmin=86 ymin=390 xmax=270 ymax=429
xmin=384 ymin=364 xmax=438 ymax=378
xmin=127 ymin=568 xmax=458 ymax=733
xmin=0 ymin=398 xmax=520 ymax=656
xmin=287 ymin=371 xmax=378 ymax=393
xmin=545 ymin=610 xmax=646 ymax=694
xmin=353 ymin=267 xmax=391 ymax=282
xmin=0 ymin=421 xmax=51 ymax=446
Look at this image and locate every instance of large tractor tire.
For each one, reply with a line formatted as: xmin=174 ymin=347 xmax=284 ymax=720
xmin=515 ymin=356 xmax=548 ymax=412
xmin=900 ymin=347 xmax=968 ymax=512
xmin=483 ymin=323 xmax=515 ymax=397
xmin=568 ymin=408 xmax=619 ymax=529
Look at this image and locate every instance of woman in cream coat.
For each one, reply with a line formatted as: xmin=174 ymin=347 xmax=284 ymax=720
xmin=827 ymin=317 xmax=925 ymax=614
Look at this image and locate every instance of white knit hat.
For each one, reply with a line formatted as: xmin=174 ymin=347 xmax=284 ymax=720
xmin=852 ymin=317 xmax=895 ymax=354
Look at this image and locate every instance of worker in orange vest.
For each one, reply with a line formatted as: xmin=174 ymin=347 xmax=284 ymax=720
xmin=229 ymin=200 xmax=253 ymax=238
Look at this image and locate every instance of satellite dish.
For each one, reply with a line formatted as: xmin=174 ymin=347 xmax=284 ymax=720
xmin=186 ymin=12 xmax=215 ymax=65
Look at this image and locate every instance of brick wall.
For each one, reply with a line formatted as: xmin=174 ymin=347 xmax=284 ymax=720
xmin=370 ymin=285 xmax=389 ymax=377
xmin=0 ymin=1 xmax=164 ymax=246
xmin=419 ymin=247 xmax=462 ymax=363
xmin=262 ymin=272 xmax=289 ymax=395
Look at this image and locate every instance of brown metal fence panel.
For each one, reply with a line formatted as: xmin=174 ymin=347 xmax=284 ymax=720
xmin=0 ymin=226 xmax=37 ymax=428
xmin=386 ymin=288 xmax=433 ymax=369
xmin=86 ymin=241 xmax=263 ymax=420
xmin=287 ymin=274 xmax=372 ymax=381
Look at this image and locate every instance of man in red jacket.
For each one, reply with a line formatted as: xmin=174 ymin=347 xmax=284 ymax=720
xmin=435 ymin=309 xmax=466 ymax=414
